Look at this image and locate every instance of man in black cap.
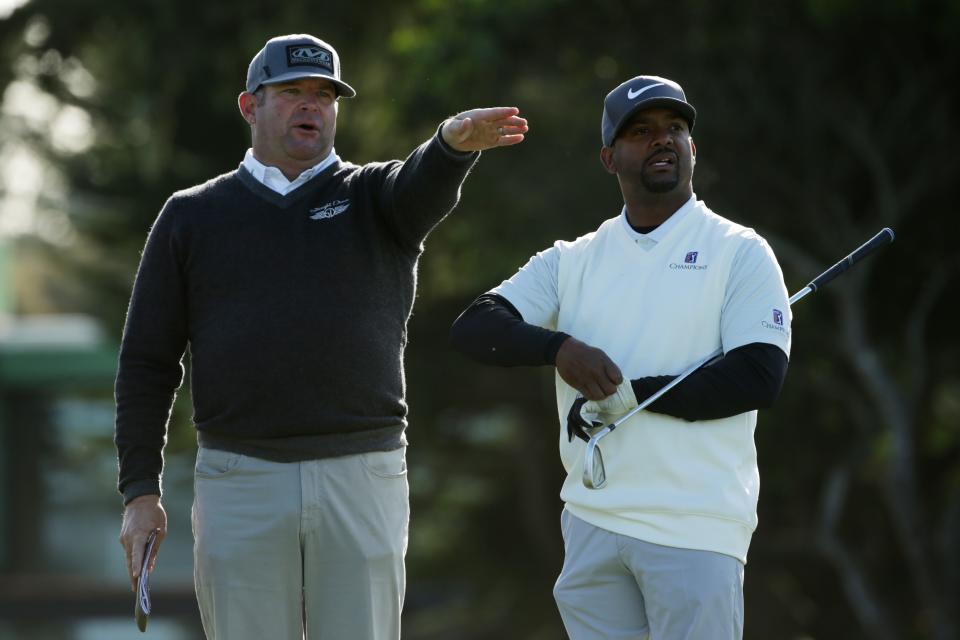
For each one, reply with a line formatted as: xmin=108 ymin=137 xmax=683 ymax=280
xmin=450 ymin=75 xmax=790 ymax=639
xmin=115 ymin=33 xmax=527 ymax=639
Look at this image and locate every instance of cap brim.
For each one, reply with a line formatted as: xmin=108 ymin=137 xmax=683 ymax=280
xmin=260 ymin=71 xmax=356 ymax=98
xmin=612 ymin=97 xmax=696 ymax=141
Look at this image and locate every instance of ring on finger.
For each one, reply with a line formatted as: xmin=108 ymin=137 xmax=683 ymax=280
xmin=497 ymin=126 xmax=504 ymax=136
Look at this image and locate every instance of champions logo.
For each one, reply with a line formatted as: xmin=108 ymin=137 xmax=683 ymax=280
xmin=669 ymin=250 xmax=707 ymax=271
xmin=286 ymin=45 xmax=334 ymax=72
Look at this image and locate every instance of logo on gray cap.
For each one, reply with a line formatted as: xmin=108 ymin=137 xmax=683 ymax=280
xmin=246 ymin=34 xmax=356 ymax=98
xmin=287 ymin=45 xmax=333 ymax=72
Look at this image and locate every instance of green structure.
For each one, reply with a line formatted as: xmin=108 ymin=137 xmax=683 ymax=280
xmin=0 ymin=241 xmax=118 ymax=570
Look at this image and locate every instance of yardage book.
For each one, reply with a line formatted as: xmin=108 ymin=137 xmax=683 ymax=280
xmin=135 ymin=529 xmax=158 ymax=632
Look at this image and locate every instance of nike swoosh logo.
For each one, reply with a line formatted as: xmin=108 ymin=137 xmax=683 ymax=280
xmin=627 ymin=83 xmax=664 ymax=100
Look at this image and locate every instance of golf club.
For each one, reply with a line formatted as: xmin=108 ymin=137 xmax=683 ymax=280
xmin=582 ymin=227 xmax=895 ymax=489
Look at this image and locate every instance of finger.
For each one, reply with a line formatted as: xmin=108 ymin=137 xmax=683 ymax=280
xmin=148 ymin=530 xmax=163 ymax=572
xmin=604 ymin=360 xmax=623 ymax=385
xmin=495 ymin=133 xmax=526 ymax=147
xmin=472 ymin=106 xmax=520 ymax=121
xmin=583 ymin=382 xmax=605 ymax=401
xmin=496 ymin=115 xmax=528 ymax=130
xmin=131 ymin=539 xmax=144 ymax=580
xmin=598 ymin=377 xmax=618 ymax=397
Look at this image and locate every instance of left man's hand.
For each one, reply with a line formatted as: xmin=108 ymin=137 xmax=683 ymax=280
xmin=441 ymin=107 xmax=528 ymax=152
xmin=120 ymin=495 xmax=167 ymax=593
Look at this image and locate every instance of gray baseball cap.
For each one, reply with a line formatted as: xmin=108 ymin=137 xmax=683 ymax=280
xmin=601 ymin=75 xmax=695 ymax=146
xmin=246 ymin=34 xmax=356 ymax=98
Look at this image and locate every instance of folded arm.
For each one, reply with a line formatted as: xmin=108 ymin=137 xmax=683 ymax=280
xmin=452 ymin=292 xmax=787 ymax=419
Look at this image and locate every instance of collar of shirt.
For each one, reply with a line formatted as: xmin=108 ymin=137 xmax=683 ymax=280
xmin=619 ymin=194 xmax=697 ymax=245
xmin=242 ymin=148 xmax=339 ymax=195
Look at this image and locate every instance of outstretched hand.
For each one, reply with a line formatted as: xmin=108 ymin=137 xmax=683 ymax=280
xmin=441 ymin=107 xmax=528 ymax=152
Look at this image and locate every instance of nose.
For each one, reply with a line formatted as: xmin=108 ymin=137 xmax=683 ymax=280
xmin=651 ymin=127 xmax=674 ymax=147
xmin=299 ymin=95 xmax=321 ymax=111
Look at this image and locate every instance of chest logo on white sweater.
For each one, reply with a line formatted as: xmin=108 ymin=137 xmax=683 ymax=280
xmin=668 ymin=250 xmax=708 ymax=271
xmin=309 ymin=199 xmax=350 ymax=220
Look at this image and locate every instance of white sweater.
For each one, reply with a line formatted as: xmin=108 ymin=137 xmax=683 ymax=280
xmin=494 ymin=196 xmax=791 ymax=562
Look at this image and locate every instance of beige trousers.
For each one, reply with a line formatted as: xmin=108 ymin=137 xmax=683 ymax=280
xmin=554 ymin=510 xmax=744 ymax=640
xmin=191 ymin=446 xmax=409 ymax=640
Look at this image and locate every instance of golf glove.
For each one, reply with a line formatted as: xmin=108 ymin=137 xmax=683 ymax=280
xmin=566 ymin=396 xmax=602 ymax=443
xmin=583 ymin=379 xmax=638 ymax=417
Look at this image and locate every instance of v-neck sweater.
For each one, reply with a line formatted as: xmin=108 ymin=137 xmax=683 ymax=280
xmin=115 ymin=133 xmax=478 ymax=502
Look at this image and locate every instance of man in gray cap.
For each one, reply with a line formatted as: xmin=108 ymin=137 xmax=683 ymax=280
xmin=115 ymin=33 xmax=527 ymax=639
xmin=450 ymin=75 xmax=790 ymax=639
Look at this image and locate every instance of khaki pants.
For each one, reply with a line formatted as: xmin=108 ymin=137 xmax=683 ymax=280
xmin=554 ymin=510 xmax=744 ymax=640
xmin=191 ymin=446 xmax=409 ymax=640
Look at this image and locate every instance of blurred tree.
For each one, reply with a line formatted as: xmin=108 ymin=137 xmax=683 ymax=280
xmin=1 ymin=0 xmax=957 ymax=638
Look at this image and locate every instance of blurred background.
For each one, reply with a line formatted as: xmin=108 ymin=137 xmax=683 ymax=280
xmin=0 ymin=0 xmax=957 ymax=638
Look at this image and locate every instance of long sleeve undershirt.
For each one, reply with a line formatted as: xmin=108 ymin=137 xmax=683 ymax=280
xmin=450 ymin=293 xmax=788 ymax=421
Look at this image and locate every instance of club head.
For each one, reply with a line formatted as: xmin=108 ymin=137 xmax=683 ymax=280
xmin=582 ymin=438 xmax=607 ymax=489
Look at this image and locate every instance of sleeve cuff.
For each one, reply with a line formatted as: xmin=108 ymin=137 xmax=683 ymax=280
xmin=122 ymin=479 xmax=161 ymax=506
xmin=545 ymin=332 xmax=571 ymax=365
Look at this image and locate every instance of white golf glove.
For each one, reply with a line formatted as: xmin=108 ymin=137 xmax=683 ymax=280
xmin=583 ymin=379 xmax=638 ymax=417
xmin=578 ymin=401 xmax=601 ymax=427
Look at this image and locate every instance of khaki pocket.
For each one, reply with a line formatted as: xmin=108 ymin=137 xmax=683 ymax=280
xmin=194 ymin=447 xmax=243 ymax=478
xmin=360 ymin=448 xmax=408 ymax=479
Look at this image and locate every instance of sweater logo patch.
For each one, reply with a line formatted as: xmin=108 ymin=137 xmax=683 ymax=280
xmin=669 ymin=250 xmax=707 ymax=271
xmin=309 ymin=199 xmax=350 ymax=220
xmin=762 ymin=308 xmax=788 ymax=333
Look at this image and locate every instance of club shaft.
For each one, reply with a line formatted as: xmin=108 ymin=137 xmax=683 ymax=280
xmin=807 ymin=227 xmax=894 ymax=292
xmin=600 ymin=227 xmax=894 ymax=434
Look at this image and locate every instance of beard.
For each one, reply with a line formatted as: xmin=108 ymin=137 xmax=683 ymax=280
xmin=640 ymin=169 xmax=680 ymax=193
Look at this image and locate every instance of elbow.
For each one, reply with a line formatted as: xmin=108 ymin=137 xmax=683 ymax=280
xmin=757 ymin=374 xmax=787 ymax=409
xmin=449 ymin=312 xmax=471 ymax=356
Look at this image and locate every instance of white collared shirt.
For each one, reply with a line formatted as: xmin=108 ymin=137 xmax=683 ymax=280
xmin=242 ymin=148 xmax=338 ymax=195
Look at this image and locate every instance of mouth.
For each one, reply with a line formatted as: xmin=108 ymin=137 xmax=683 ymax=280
xmin=292 ymin=122 xmax=320 ymax=134
xmin=646 ymin=151 xmax=677 ymax=169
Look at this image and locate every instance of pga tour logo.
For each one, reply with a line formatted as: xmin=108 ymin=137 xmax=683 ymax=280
xmin=287 ymin=45 xmax=333 ymax=72
xmin=684 ymin=251 xmax=699 ymax=264
xmin=773 ymin=309 xmax=784 ymax=326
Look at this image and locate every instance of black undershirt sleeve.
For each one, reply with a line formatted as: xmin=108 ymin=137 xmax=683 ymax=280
xmin=450 ymin=293 xmax=570 ymax=366
xmin=450 ymin=293 xmax=788 ymax=419
xmin=630 ymin=342 xmax=788 ymax=421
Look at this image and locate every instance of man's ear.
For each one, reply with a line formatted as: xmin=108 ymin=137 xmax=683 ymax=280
xmin=599 ymin=146 xmax=617 ymax=175
xmin=238 ymin=92 xmax=257 ymax=125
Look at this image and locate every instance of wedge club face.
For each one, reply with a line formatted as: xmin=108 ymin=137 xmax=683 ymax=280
xmin=583 ymin=438 xmax=607 ymax=489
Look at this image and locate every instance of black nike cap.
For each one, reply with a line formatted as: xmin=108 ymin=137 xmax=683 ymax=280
xmin=601 ymin=75 xmax=696 ymax=146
